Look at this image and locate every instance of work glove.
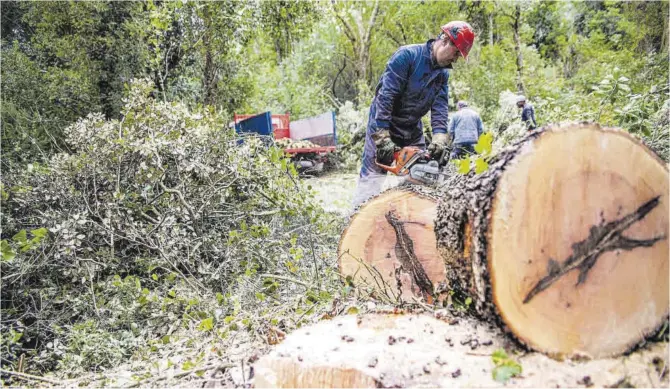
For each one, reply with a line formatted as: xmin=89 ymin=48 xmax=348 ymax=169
xmin=427 ymin=132 xmax=448 ymax=159
xmin=372 ymin=129 xmax=397 ymax=165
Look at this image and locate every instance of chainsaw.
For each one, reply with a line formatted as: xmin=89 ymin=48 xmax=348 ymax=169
xmin=375 ymin=146 xmax=451 ymax=186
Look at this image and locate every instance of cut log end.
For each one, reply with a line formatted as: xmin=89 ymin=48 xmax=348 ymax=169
xmin=338 ymin=187 xmax=445 ymax=303
xmin=487 ymin=124 xmax=669 ymax=358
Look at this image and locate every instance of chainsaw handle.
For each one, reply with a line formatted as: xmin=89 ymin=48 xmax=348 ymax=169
xmin=375 ymin=160 xmax=402 ymax=174
xmin=375 ymin=149 xmax=402 ymax=174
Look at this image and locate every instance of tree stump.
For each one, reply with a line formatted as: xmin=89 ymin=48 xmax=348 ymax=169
xmin=252 ymin=313 xmax=504 ymax=388
xmin=253 ymin=313 xmax=670 ymax=388
xmin=338 ymin=187 xmax=445 ymax=303
xmin=436 ymin=123 xmax=668 ymax=358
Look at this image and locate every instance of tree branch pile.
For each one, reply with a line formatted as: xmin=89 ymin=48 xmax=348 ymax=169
xmin=0 ymin=79 xmax=342 ymax=379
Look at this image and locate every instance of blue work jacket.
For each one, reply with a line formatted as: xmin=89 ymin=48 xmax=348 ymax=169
xmin=369 ymin=39 xmax=450 ymax=143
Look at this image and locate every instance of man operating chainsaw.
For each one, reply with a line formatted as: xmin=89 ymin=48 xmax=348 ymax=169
xmin=351 ymin=21 xmax=475 ymax=208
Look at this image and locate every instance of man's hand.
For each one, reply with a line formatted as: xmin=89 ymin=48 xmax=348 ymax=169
xmin=372 ymin=129 xmax=397 ymax=165
xmin=428 ymin=132 xmax=448 ymax=159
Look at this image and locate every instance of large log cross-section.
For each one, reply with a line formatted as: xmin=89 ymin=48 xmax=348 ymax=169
xmin=340 ymin=123 xmax=668 ymax=358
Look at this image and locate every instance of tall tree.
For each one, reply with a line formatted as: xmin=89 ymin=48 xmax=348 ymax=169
xmin=259 ymin=0 xmax=320 ymax=62
xmin=331 ymin=0 xmax=380 ymax=101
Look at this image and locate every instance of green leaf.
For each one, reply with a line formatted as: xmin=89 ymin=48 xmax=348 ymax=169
xmin=216 ymin=292 xmax=225 ymax=305
xmin=1 ymin=240 xmax=16 ymax=262
xmin=346 ymin=306 xmax=359 ymax=315
xmin=492 ymin=364 xmax=522 ymax=383
xmin=455 ymin=158 xmax=470 ymax=175
xmin=11 ymin=330 xmax=23 ymax=343
xmin=12 ymin=230 xmax=27 ymax=244
xmin=255 ymin=291 xmax=266 ymax=301
xmin=474 ymin=158 xmax=489 ymax=174
xmin=491 ymin=349 xmax=509 ymax=365
xmin=197 ymin=317 xmax=214 ymax=332
xmin=474 ymin=132 xmax=493 ymax=155
xmin=491 ymin=348 xmax=522 ymax=383
xmin=30 ymin=227 xmax=48 ymax=239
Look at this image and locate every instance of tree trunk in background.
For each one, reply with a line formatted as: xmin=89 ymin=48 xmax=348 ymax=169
xmin=488 ymin=12 xmax=494 ymax=46
xmin=202 ymin=5 xmax=218 ymax=106
xmin=339 ymin=123 xmax=669 ymax=359
xmin=512 ymin=4 xmax=525 ymax=94
xmin=358 ymin=0 xmax=379 ymax=87
xmin=662 ymin=9 xmax=669 ymax=53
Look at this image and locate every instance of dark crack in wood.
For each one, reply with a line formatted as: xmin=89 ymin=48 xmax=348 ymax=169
xmin=524 ymin=196 xmax=665 ymax=304
xmin=385 ymin=210 xmax=434 ymax=299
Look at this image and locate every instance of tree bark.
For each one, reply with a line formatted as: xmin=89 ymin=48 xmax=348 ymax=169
xmin=202 ymin=5 xmax=218 ymax=106
xmin=512 ymin=4 xmax=525 ymax=94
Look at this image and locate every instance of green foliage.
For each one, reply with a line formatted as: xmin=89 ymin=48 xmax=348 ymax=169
xmin=491 ymin=349 xmax=523 ymax=383
xmin=453 ymin=132 xmax=493 ymax=175
xmin=1 ymin=80 xmax=342 ymax=375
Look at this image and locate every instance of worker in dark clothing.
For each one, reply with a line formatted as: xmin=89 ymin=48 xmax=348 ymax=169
xmin=516 ymin=95 xmax=537 ymax=131
xmin=448 ymin=101 xmax=484 ymax=159
xmin=352 ymin=21 xmax=476 ymax=207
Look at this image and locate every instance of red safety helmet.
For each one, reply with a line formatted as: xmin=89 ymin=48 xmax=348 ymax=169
xmin=440 ymin=21 xmax=475 ymax=60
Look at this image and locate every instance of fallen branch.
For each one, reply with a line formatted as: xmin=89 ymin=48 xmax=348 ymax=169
xmin=0 ymin=369 xmax=63 ymax=385
xmin=259 ymin=273 xmax=311 ymax=288
xmin=126 ymin=362 xmax=234 ymax=388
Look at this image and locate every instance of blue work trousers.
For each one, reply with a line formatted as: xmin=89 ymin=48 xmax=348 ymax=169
xmin=450 ymin=143 xmax=476 ymax=160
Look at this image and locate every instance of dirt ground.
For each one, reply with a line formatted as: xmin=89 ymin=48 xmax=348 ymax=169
xmin=305 ymin=172 xmax=404 ymax=215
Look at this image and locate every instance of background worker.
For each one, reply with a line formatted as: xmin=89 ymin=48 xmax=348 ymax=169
xmin=516 ymin=95 xmax=537 ymax=130
xmin=448 ymin=100 xmax=484 ymax=159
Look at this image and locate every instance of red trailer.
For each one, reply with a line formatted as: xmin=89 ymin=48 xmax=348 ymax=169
xmin=233 ymin=112 xmax=338 ymax=173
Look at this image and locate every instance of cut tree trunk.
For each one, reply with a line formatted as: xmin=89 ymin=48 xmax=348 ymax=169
xmin=436 ymin=122 xmax=668 ymax=358
xmin=338 ymin=187 xmax=445 ymax=304
xmin=338 ymin=123 xmax=668 ymax=359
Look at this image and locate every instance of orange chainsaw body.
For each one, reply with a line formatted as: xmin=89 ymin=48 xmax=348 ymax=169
xmin=375 ymin=146 xmax=449 ymax=186
xmin=374 ymin=146 xmax=425 ymax=176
